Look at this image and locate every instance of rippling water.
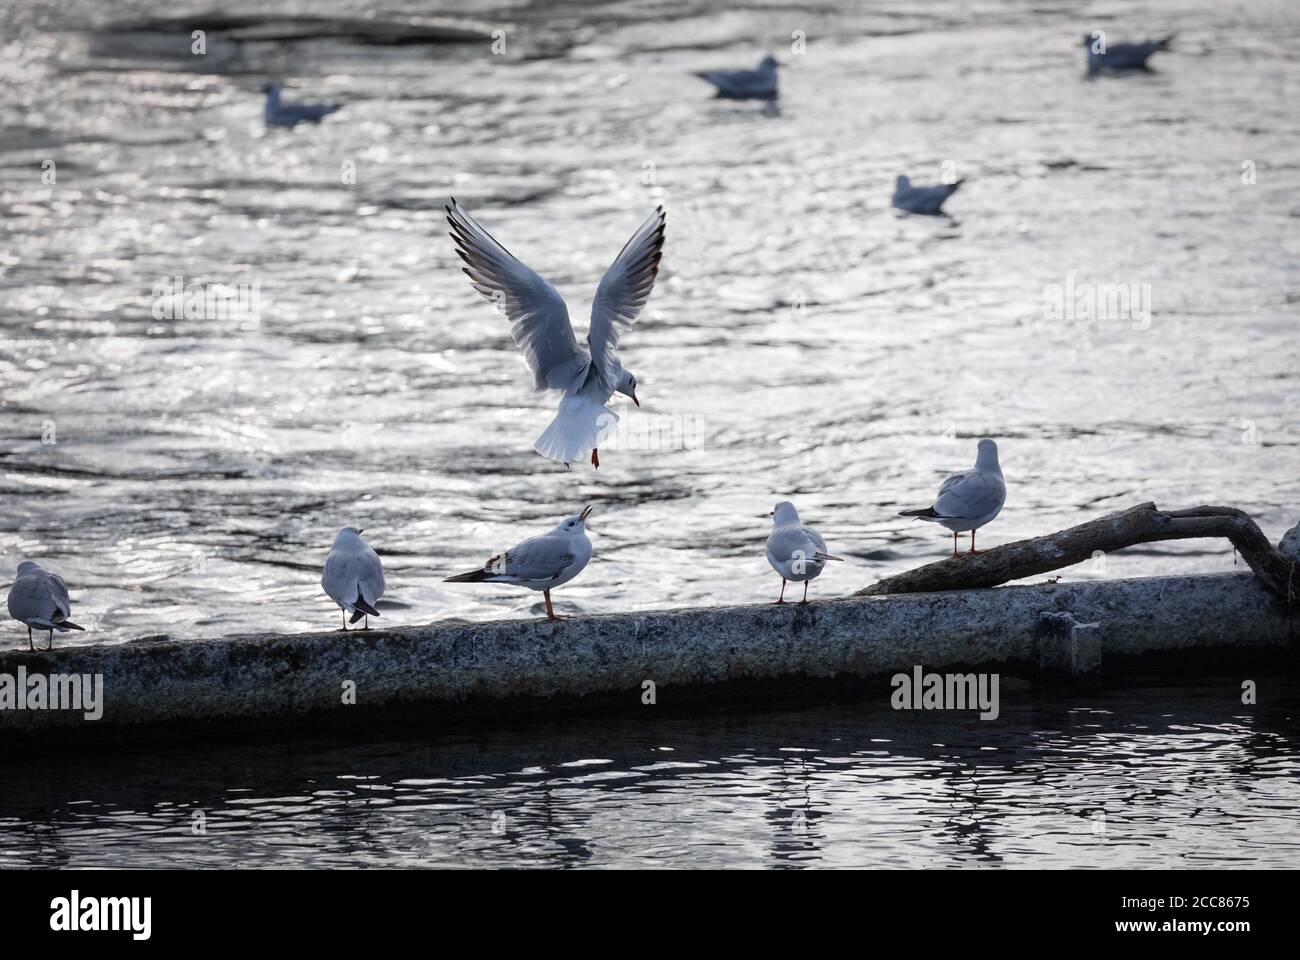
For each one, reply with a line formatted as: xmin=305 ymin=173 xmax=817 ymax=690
xmin=2 ymin=679 xmax=1298 ymax=868
xmin=2 ymin=0 xmax=1298 ymax=642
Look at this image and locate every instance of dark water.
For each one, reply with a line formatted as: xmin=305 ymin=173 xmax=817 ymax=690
xmin=1 ymin=0 xmax=1298 ymax=643
xmin=2 ymin=678 xmax=1298 ymax=868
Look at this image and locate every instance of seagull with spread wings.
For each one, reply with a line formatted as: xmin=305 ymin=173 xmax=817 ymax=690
xmin=446 ymin=199 xmax=666 ymax=469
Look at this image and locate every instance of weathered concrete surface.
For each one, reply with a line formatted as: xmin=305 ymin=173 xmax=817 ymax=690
xmin=0 ymin=573 xmax=1289 ymax=744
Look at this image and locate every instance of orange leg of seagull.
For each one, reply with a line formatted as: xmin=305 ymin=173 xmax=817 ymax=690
xmin=47 ymin=630 xmax=53 ymax=651
xmin=544 ymin=589 xmax=565 ymax=621
xmin=591 ymin=448 xmax=600 ymax=469
xmin=341 ymin=609 xmax=348 ymax=631
xmin=28 ymin=626 xmax=33 ymax=651
xmin=970 ymin=529 xmax=978 ymax=554
xmin=799 ymin=581 xmax=809 ymax=606
xmin=773 ymin=579 xmax=788 ymax=604
xmin=952 ymin=531 xmax=958 ymax=558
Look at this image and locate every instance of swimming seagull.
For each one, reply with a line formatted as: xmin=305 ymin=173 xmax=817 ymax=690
xmin=892 ymin=175 xmax=965 ymax=215
xmin=447 ymin=199 xmax=665 ymax=469
xmin=898 ymin=439 xmax=1006 ymax=557
xmin=444 ymin=506 xmax=594 ymax=622
xmin=322 ymin=527 xmax=384 ymax=630
xmin=693 ymin=54 xmax=779 ymax=100
xmin=765 ymin=501 xmax=843 ymax=605
xmin=262 ymin=83 xmax=343 ymax=127
xmin=1083 ymin=34 xmax=1174 ymax=75
xmin=6 ymin=561 xmax=85 ymax=650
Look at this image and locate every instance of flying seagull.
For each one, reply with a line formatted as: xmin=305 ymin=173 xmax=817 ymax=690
xmin=892 ymin=175 xmax=965 ymax=215
xmin=447 ymin=199 xmax=665 ymax=469
xmin=322 ymin=527 xmax=385 ymax=630
xmin=262 ymin=83 xmax=343 ymax=127
xmin=899 ymin=439 xmax=1006 ymax=557
xmin=6 ymin=561 xmax=85 ymax=650
xmin=445 ymin=506 xmax=594 ymax=622
xmin=694 ymin=54 xmax=779 ymax=100
xmin=1083 ymin=34 xmax=1174 ymax=74
xmin=765 ymin=501 xmax=843 ymax=604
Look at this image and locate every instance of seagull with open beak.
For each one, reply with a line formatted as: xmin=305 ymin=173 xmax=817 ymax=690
xmin=445 ymin=506 xmax=595 ymax=621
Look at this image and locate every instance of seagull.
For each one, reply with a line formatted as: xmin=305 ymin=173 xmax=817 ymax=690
xmin=322 ymin=527 xmax=384 ymax=630
xmin=447 ymin=199 xmax=665 ymax=469
xmin=898 ymin=439 xmax=1006 ymax=557
xmin=892 ymin=175 xmax=965 ymax=215
xmin=1083 ymin=34 xmax=1174 ymax=74
xmin=262 ymin=83 xmax=343 ymax=127
xmin=445 ymin=506 xmax=594 ymax=622
xmin=6 ymin=561 xmax=85 ymax=650
xmin=765 ymin=501 xmax=843 ymax=605
xmin=693 ymin=54 xmax=779 ymax=100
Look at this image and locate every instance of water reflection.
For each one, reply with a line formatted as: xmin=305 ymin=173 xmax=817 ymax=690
xmin=1 ymin=678 xmax=1297 ymax=868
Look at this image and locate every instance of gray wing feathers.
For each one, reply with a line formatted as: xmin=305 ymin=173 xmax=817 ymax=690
xmin=45 ymin=572 xmax=72 ymax=617
xmin=895 ymin=182 xmax=962 ymax=213
xmin=8 ymin=573 xmax=69 ymax=624
xmin=767 ymin=525 xmax=823 ymax=562
xmin=934 ymin=470 xmax=1005 ymax=519
xmin=588 ymin=207 xmax=666 ymax=392
xmin=695 ymin=67 xmax=776 ymax=98
xmin=447 ymin=200 xmax=586 ymax=392
xmin=502 ymin=535 xmax=575 ymax=581
xmin=323 ymin=549 xmax=385 ymax=607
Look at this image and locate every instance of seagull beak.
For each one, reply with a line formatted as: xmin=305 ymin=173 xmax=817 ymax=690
xmin=632 ymin=392 xmax=640 ymax=408
xmin=579 ymin=505 xmax=594 ymax=521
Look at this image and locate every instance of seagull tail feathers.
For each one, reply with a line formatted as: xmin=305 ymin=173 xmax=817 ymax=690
xmin=351 ymin=595 xmax=380 ymax=618
xmin=52 ymin=619 xmax=85 ymax=632
xmin=533 ymin=393 xmax=618 ymax=465
xmin=898 ymin=507 xmax=940 ymax=519
xmin=814 ymin=552 xmax=844 ymax=562
xmin=444 ymin=568 xmax=491 ymax=583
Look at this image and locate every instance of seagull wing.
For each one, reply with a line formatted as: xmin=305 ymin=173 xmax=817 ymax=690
xmin=587 ymin=207 xmax=666 ymax=392
xmin=447 ymin=199 xmax=588 ymax=393
xmin=7 ymin=572 xmax=67 ymax=625
xmin=896 ymin=182 xmax=961 ymax=213
xmin=323 ymin=548 xmax=385 ymax=607
xmin=933 ymin=469 xmax=1005 ymax=520
xmin=44 ymin=571 xmax=72 ymax=619
xmin=500 ymin=534 xmax=576 ymax=582
xmin=766 ymin=525 xmax=819 ymax=563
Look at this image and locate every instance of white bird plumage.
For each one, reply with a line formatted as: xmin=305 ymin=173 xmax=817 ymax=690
xmin=322 ymin=527 xmax=385 ymax=630
xmin=446 ymin=199 xmax=666 ymax=469
xmin=444 ymin=506 xmax=594 ymax=621
xmin=765 ymin=501 xmax=842 ymax=605
xmin=441 ymin=504 xmax=595 ymax=624
xmin=6 ymin=560 xmax=85 ymax=650
xmin=899 ymin=438 xmax=1006 ymax=556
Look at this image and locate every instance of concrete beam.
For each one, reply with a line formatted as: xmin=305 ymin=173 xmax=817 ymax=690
xmin=0 ymin=572 xmax=1289 ymax=747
